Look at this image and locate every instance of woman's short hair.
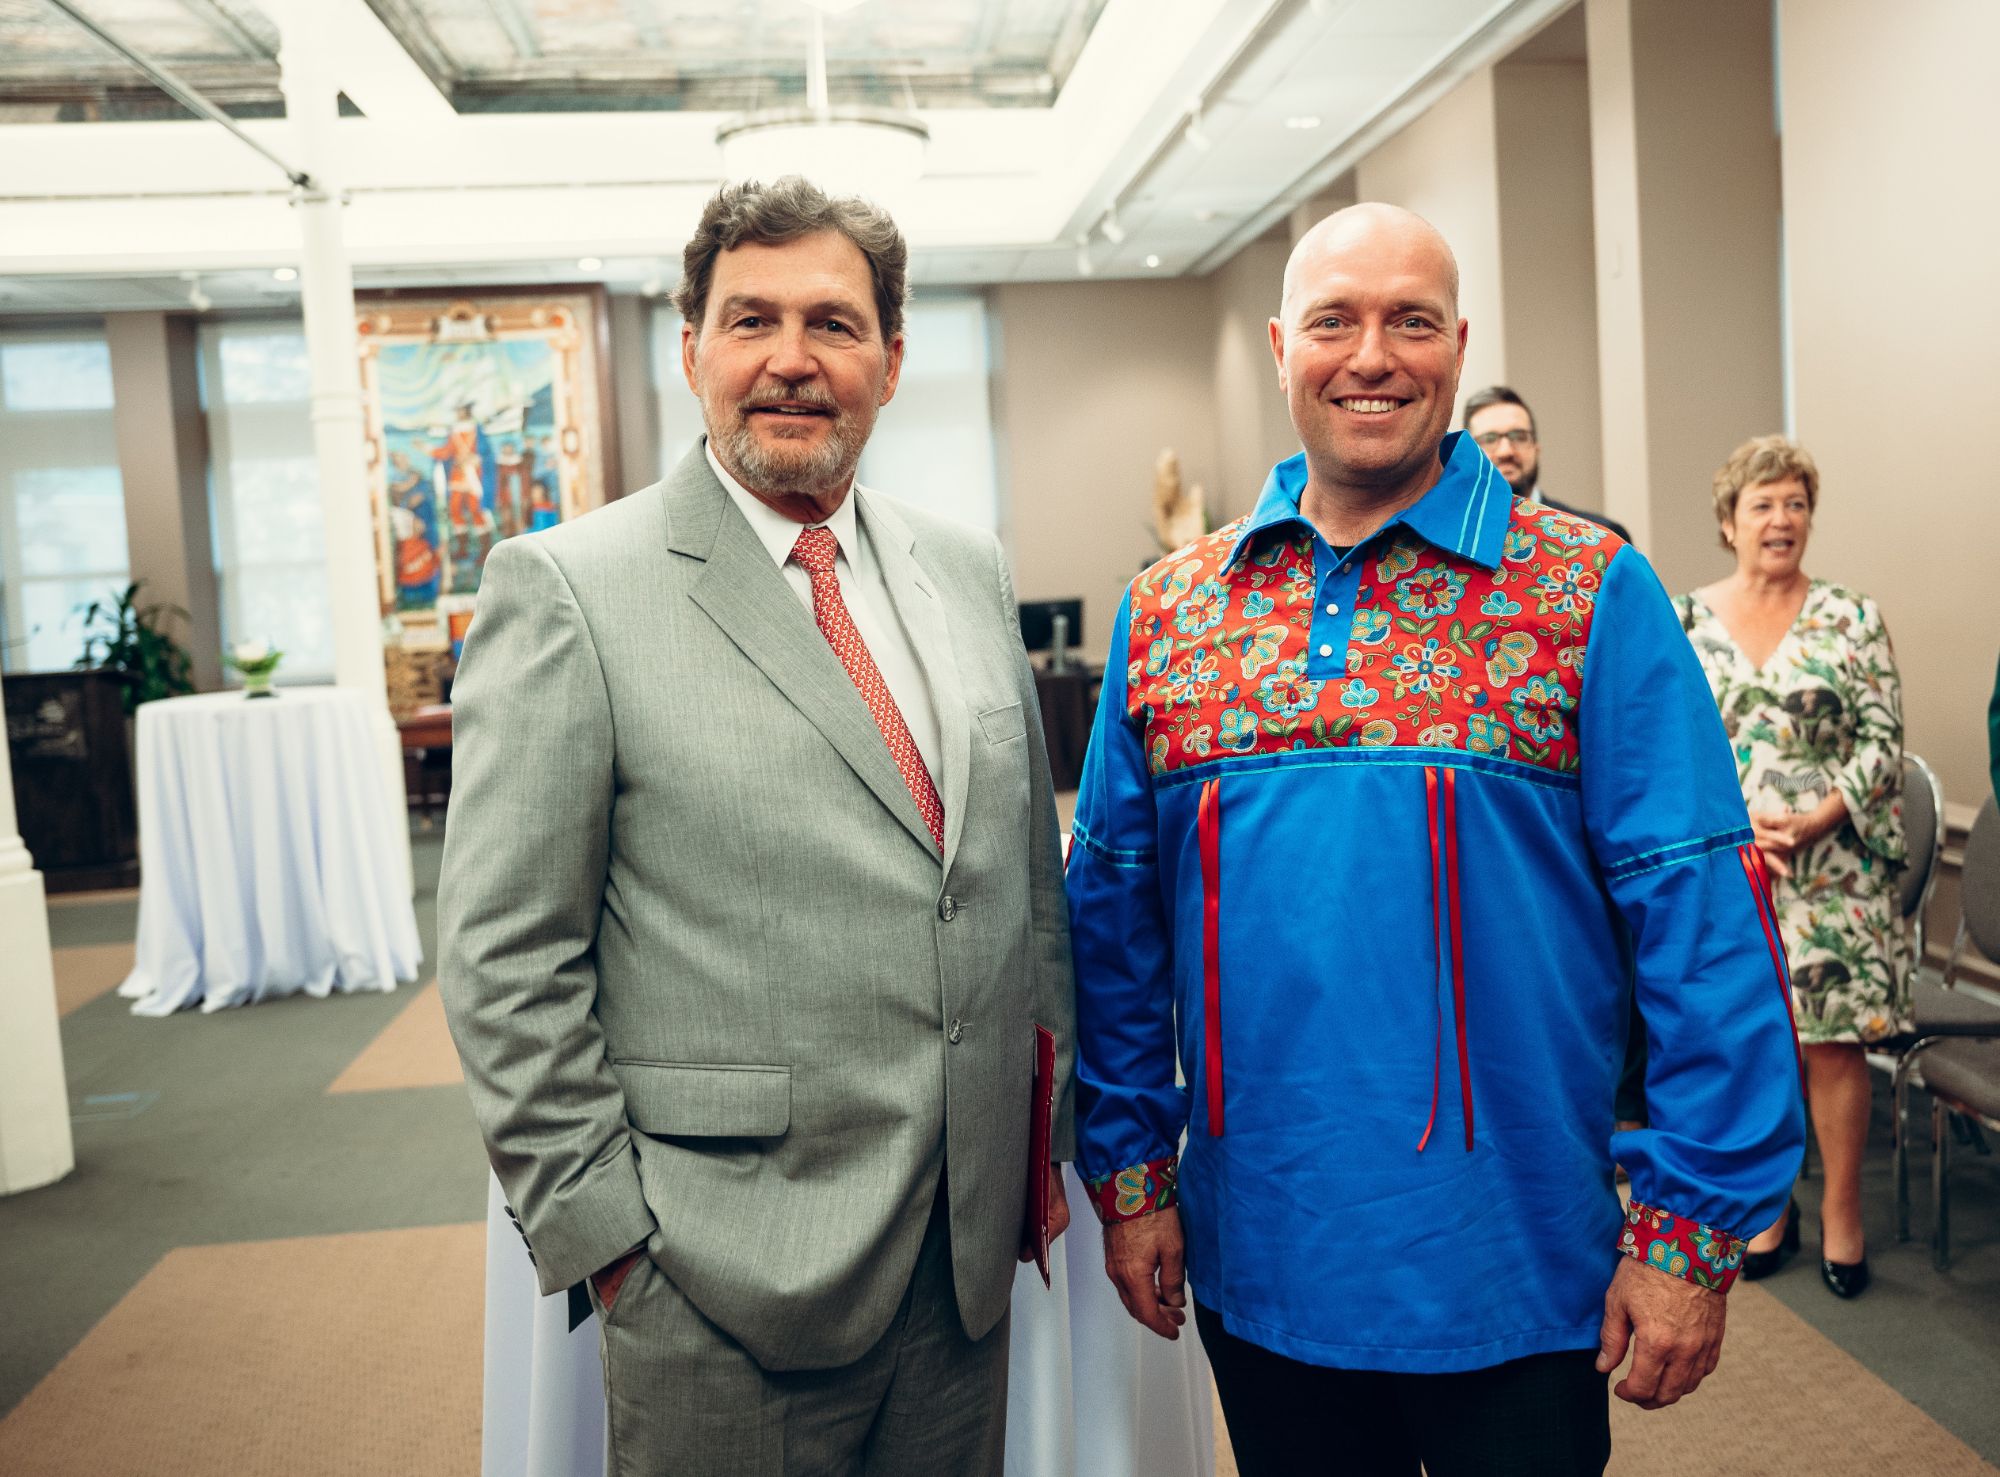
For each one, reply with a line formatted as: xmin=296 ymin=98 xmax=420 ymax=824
xmin=675 ymin=176 xmax=910 ymax=341
xmin=1711 ymin=435 xmax=1820 ymax=548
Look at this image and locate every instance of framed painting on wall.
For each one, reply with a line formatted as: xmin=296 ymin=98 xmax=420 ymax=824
xmin=355 ymin=285 xmax=619 ymax=690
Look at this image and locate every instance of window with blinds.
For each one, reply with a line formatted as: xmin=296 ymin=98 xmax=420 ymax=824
xmin=0 ymin=328 xmax=131 ymax=676
xmin=197 ymin=320 xmax=336 ymax=685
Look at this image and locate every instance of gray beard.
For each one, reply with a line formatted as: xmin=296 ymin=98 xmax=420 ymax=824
xmin=714 ymin=408 xmax=870 ymax=501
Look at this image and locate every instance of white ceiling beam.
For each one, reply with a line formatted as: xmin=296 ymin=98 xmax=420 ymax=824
xmin=264 ymin=0 xmax=456 ymax=124
xmin=1035 ymin=0 xmax=1280 ymax=240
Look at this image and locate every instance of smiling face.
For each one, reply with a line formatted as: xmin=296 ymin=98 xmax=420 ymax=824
xmin=1465 ymin=400 xmax=1539 ymax=494
xmin=682 ymin=229 xmax=903 ymax=516
xmin=1724 ymin=475 xmax=1813 ymax=580
xmin=1270 ymin=205 xmax=1468 ymax=505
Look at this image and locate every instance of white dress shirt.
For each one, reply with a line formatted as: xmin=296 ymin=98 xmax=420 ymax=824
xmin=705 ymin=440 xmax=943 ymax=788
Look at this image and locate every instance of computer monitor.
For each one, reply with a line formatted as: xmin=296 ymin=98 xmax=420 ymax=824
xmin=1016 ymin=598 xmax=1083 ymax=656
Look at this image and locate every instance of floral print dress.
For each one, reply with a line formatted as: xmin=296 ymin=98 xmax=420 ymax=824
xmin=1677 ymin=581 xmax=1908 ymax=1044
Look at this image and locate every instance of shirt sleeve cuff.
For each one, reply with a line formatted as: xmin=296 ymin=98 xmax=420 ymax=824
xmin=1085 ymin=1154 xmax=1180 ymax=1223
xmin=1618 ymin=1200 xmax=1747 ymax=1292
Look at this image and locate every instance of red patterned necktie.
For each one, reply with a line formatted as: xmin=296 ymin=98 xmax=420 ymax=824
xmin=790 ymin=525 xmax=944 ymax=853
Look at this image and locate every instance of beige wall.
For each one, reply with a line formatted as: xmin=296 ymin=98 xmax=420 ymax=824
xmin=1207 ymin=229 xmax=1300 ymax=526
xmin=990 ymin=277 xmax=1223 ymax=666
xmin=1492 ymin=61 xmax=1604 ymax=510
xmin=1778 ymin=0 xmax=2000 ymax=808
xmin=1354 ymin=67 xmax=1508 ymax=420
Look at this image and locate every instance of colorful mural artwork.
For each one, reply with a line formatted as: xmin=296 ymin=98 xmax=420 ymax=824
xmin=356 ymin=288 xmax=615 ymax=669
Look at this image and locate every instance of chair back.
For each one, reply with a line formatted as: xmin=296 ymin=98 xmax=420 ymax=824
xmin=1900 ymin=754 xmax=1947 ymax=958
xmin=1962 ymin=796 xmax=2000 ymax=967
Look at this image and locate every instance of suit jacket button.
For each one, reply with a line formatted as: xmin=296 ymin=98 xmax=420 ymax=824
xmin=938 ymin=895 xmax=957 ymax=921
xmin=947 ymin=1018 xmax=964 ymax=1043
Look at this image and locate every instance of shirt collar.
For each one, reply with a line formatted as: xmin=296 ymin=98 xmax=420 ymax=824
xmin=1222 ymin=430 xmax=1511 ymax=574
xmin=705 ymin=436 xmax=861 ymax=570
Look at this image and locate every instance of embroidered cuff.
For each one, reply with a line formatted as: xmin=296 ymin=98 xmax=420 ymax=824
xmin=1085 ymin=1155 xmax=1180 ymax=1224
xmin=1618 ymin=1201 xmax=1746 ymax=1293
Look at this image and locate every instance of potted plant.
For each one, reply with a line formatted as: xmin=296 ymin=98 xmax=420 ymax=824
xmin=73 ymin=581 xmax=196 ymax=713
xmin=225 ymin=639 xmax=284 ymax=698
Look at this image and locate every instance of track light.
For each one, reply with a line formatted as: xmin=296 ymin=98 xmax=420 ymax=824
xmin=1100 ymin=209 xmax=1127 ymax=246
xmin=1075 ymin=237 xmax=1095 ymax=277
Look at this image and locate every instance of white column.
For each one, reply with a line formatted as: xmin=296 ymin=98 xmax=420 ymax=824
xmin=275 ymin=1 xmax=413 ymax=892
xmin=0 ymin=674 xmax=76 ymax=1197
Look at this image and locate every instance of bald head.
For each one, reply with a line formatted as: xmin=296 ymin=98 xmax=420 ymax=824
xmin=1266 ymin=199 xmax=1469 ymax=516
xmin=1280 ymin=202 xmax=1459 ymax=324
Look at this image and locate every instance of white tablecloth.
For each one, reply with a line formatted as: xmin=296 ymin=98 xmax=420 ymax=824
xmin=481 ymin=1168 xmax=1215 ymax=1477
xmin=119 ymin=687 xmax=421 ymax=1015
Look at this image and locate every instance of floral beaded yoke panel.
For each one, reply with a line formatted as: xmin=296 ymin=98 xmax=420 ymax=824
xmin=1063 ymin=434 xmax=1807 ymax=1372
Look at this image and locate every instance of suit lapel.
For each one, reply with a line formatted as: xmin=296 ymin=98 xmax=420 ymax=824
xmin=858 ymin=488 xmax=972 ymax=874
xmin=666 ymin=449 xmax=937 ymax=857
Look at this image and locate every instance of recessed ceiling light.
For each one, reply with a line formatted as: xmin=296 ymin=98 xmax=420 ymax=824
xmin=1144 ymin=254 xmax=1162 ymax=269
xmin=1193 ymin=207 xmax=1219 ymax=223
xmin=271 ymin=267 xmax=297 ymax=282
xmin=1286 ymin=115 xmax=1322 ymax=130
xmin=577 ymin=256 xmax=604 ymax=271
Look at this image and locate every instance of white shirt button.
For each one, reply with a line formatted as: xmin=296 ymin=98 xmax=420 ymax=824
xmin=1324 ymin=603 xmax=1340 ymax=616
xmin=1318 ymin=644 xmax=1333 ymax=657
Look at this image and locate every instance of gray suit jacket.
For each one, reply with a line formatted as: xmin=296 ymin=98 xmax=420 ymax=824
xmin=438 ymin=446 xmax=1076 ymax=1371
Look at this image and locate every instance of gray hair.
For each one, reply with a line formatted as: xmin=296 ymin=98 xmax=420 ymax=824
xmin=675 ymin=177 xmax=910 ymax=340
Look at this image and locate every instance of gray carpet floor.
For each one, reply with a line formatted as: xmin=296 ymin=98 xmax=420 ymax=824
xmin=5 ymin=830 xmax=1999 ymax=1466
xmin=1 ymin=834 xmax=488 ymax=1417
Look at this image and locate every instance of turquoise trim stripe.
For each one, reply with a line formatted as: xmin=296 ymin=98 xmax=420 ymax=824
xmin=1152 ymin=743 xmax=1582 ymax=795
xmin=1069 ymin=819 xmax=1156 ymax=867
xmin=1602 ymin=825 xmax=1754 ymax=882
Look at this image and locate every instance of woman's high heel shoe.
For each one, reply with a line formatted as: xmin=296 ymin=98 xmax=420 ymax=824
xmin=1820 ymin=1253 xmax=1870 ymax=1298
xmin=1739 ymin=1197 xmax=1801 ymax=1280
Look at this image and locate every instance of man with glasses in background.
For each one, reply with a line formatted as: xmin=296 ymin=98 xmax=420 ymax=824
xmin=1464 ymin=385 xmax=1632 ymax=543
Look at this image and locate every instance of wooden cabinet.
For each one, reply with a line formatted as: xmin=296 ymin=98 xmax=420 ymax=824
xmin=4 ymin=670 xmax=139 ymax=891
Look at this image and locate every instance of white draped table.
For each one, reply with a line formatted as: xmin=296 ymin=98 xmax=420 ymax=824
xmin=119 ymin=687 xmax=421 ymax=1015
xmin=481 ymin=1167 xmax=1215 ymax=1477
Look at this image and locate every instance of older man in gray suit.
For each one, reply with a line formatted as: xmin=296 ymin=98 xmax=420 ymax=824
xmin=439 ymin=176 xmax=1075 ymax=1476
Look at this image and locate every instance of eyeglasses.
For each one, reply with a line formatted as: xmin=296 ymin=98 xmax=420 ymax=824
xmin=1472 ymin=429 xmax=1536 ymax=448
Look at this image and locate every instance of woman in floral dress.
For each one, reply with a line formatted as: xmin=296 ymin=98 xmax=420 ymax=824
xmin=1677 ymin=435 xmax=1906 ymax=1299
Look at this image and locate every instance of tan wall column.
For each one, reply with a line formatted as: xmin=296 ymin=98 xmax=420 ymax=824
xmin=1493 ymin=61 xmax=1604 ymax=514
xmin=0 ymin=672 xmax=75 ymax=1196
xmin=606 ymin=292 xmax=657 ymax=497
xmin=1586 ymin=0 xmax=1785 ymax=590
xmin=103 ymin=312 xmax=222 ymax=691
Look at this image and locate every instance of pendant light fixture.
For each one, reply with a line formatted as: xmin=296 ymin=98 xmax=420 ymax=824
xmin=716 ymin=0 xmax=928 ymax=201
